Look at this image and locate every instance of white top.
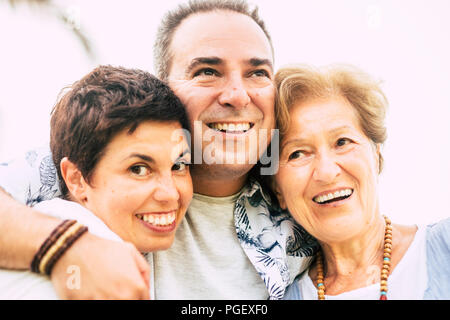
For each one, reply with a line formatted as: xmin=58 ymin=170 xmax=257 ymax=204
xmin=297 ymin=225 xmax=428 ymax=300
xmin=0 ymin=198 xmax=124 ymax=300
xmin=151 ymin=191 xmax=268 ymax=299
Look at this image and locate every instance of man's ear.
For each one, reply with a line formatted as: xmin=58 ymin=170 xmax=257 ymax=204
xmin=60 ymin=157 xmax=89 ymax=203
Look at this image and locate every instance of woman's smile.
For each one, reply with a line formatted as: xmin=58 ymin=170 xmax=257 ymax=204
xmin=135 ymin=211 xmax=178 ymax=233
xmin=312 ymin=188 xmax=354 ymax=205
xmin=275 ymin=96 xmax=381 ymax=241
xmin=83 ymin=121 xmax=193 ymax=251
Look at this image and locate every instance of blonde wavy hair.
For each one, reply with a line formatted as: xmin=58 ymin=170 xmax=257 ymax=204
xmin=274 ymin=64 xmax=388 ymax=172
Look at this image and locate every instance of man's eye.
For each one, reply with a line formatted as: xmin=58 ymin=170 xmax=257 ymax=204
xmin=250 ymin=69 xmax=270 ymax=78
xmin=336 ymin=138 xmax=352 ymax=147
xmin=130 ymin=165 xmax=150 ymax=176
xmin=193 ymin=68 xmax=219 ymax=77
xmin=172 ymin=161 xmax=190 ymax=172
xmin=288 ymin=150 xmax=305 ymax=161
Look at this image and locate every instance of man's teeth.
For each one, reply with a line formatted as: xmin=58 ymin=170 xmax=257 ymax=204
xmin=136 ymin=212 xmax=176 ymax=226
xmin=209 ymin=123 xmax=251 ymax=132
xmin=314 ymin=189 xmax=353 ymax=204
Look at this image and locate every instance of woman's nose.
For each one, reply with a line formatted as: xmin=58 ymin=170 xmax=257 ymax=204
xmin=312 ymin=151 xmax=341 ymax=184
xmin=153 ymin=175 xmax=180 ymax=203
xmin=218 ymin=74 xmax=251 ymax=108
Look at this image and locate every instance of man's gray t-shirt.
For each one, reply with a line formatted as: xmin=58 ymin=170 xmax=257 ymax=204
xmin=152 ymin=191 xmax=268 ymax=299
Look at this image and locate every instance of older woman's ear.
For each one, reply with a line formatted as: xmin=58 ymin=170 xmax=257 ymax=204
xmin=271 ymin=181 xmax=287 ymax=210
xmin=276 ymin=192 xmax=287 ymax=210
xmin=375 ymin=143 xmax=382 ymax=174
xmin=60 ymin=157 xmax=89 ymax=204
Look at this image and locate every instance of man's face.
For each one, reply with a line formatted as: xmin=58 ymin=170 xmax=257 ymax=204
xmin=167 ymin=11 xmax=275 ymax=181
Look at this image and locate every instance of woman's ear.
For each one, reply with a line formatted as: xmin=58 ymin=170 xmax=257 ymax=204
xmin=275 ymin=191 xmax=287 ymax=210
xmin=271 ymin=179 xmax=287 ymax=210
xmin=375 ymin=143 xmax=382 ymax=174
xmin=60 ymin=157 xmax=89 ymax=203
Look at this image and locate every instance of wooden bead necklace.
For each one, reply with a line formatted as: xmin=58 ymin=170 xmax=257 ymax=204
xmin=315 ymin=215 xmax=392 ymax=300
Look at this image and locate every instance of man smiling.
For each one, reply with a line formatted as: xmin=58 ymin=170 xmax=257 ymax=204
xmin=165 ymin=6 xmax=275 ymax=196
xmin=0 ymin=0 xmax=316 ymax=299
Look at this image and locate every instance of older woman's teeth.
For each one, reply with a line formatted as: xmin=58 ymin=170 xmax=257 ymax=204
xmin=209 ymin=123 xmax=251 ymax=132
xmin=136 ymin=212 xmax=176 ymax=226
xmin=314 ymin=189 xmax=353 ymax=204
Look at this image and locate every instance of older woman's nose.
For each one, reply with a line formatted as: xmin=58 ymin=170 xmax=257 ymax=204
xmin=218 ymin=74 xmax=251 ymax=108
xmin=312 ymin=152 xmax=341 ymax=184
xmin=153 ymin=175 xmax=180 ymax=203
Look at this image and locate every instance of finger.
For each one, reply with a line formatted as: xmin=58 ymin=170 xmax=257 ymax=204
xmin=134 ymin=252 xmax=151 ymax=299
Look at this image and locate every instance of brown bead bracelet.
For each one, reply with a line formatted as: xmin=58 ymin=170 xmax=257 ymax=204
xmin=44 ymin=225 xmax=88 ymax=275
xmin=30 ymin=219 xmax=76 ymax=274
xmin=30 ymin=220 xmax=88 ymax=276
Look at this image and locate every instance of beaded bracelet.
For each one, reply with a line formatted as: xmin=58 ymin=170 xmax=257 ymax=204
xmin=30 ymin=219 xmax=76 ymax=274
xmin=30 ymin=220 xmax=88 ymax=276
xmin=43 ymin=224 xmax=88 ymax=275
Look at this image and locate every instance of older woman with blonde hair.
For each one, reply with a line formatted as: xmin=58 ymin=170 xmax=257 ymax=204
xmin=272 ymin=64 xmax=449 ymax=299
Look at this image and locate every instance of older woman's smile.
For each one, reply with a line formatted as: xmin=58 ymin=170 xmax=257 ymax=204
xmin=312 ymin=188 xmax=353 ymax=205
xmin=271 ymin=65 xmax=445 ymax=300
xmin=275 ymin=95 xmax=381 ymax=241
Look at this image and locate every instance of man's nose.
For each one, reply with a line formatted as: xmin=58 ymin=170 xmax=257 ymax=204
xmin=153 ymin=175 xmax=180 ymax=203
xmin=218 ymin=74 xmax=251 ymax=108
xmin=312 ymin=151 xmax=341 ymax=184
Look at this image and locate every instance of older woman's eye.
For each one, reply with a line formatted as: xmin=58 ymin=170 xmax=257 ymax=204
xmin=130 ymin=165 xmax=150 ymax=176
xmin=336 ymin=138 xmax=352 ymax=147
xmin=288 ymin=150 xmax=304 ymax=161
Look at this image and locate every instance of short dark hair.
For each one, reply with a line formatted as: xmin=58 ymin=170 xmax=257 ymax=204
xmin=50 ymin=65 xmax=189 ymax=196
xmin=153 ymin=0 xmax=273 ymax=80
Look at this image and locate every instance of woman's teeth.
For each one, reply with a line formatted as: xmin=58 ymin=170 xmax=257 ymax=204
xmin=313 ymin=189 xmax=353 ymax=204
xmin=136 ymin=212 xmax=176 ymax=226
xmin=208 ymin=122 xmax=251 ymax=133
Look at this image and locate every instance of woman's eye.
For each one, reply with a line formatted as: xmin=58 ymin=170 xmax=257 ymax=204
xmin=193 ymin=68 xmax=219 ymax=77
xmin=172 ymin=161 xmax=190 ymax=172
xmin=336 ymin=138 xmax=352 ymax=147
xmin=130 ymin=165 xmax=150 ymax=176
xmin=288 ymin=150 xmax=305 ymax=161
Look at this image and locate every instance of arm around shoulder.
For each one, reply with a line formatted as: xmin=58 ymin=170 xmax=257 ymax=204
xmin=0 ymin=148 xmax=150 ymax=299
xmin=0 ymin=188 xmax=151 ymax=299
xmin=0 ymin=147 xmax=65 ymax=269
xmin=0 ymin=187 xmax=62 ymax=269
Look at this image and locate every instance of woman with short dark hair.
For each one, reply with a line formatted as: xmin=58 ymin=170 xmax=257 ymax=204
xmin=0 ymin=65 xmax=193 ymax=299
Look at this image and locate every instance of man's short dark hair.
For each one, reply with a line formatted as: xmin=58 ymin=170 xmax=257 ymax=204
xmin=153 ymin=0 xmax=273 ymax=80
xmin=50 ymin=65 xmax=189 ymax=196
